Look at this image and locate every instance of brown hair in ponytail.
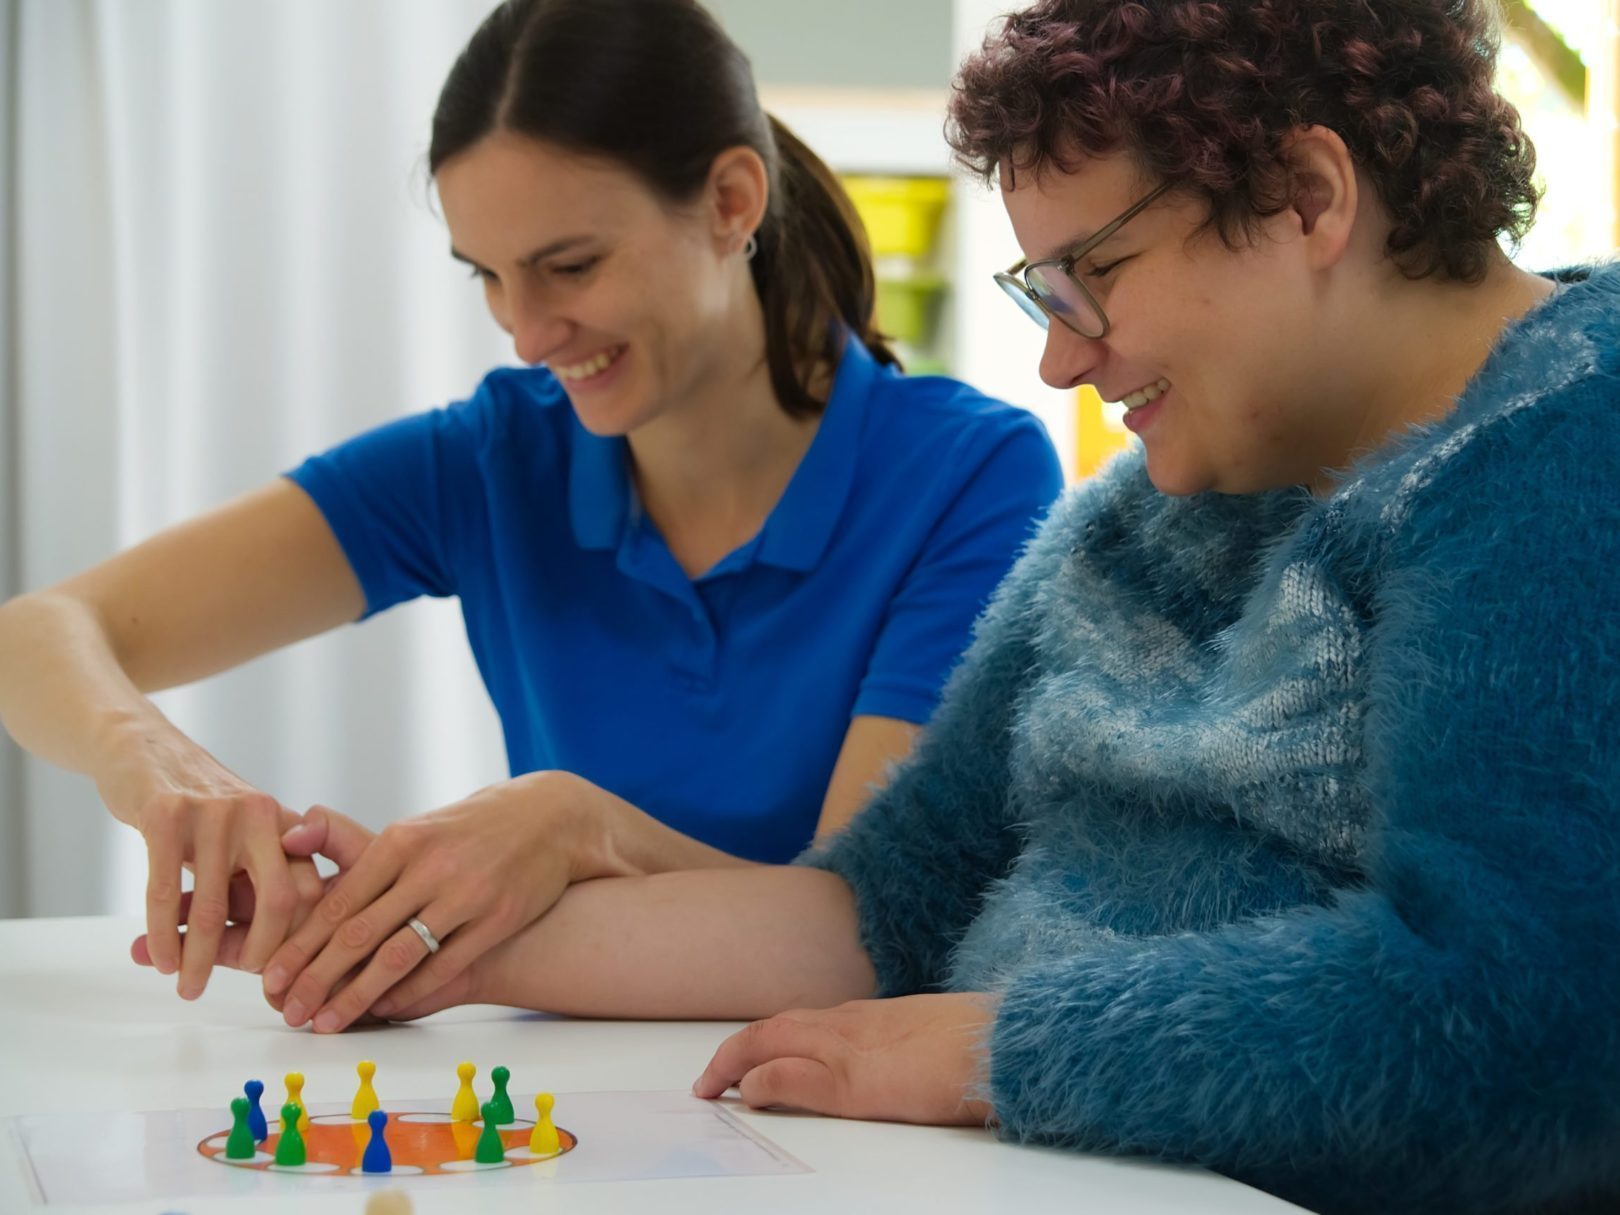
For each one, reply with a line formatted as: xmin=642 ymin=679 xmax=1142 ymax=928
xmin=429 ymin=0 xmax=900 ymax=417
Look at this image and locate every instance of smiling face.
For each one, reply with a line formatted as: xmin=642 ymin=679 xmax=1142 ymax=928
xmin=1002 ymin=151 xmax=1355 ymax=496
xmin=434 ymin=130 xmax=758 ymax=436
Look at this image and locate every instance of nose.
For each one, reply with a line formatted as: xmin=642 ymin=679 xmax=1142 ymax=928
xmin=497 ymin=282 xmax=573 ymax=367
xmin=1038 ymin=322 xmax=1107 ymax=392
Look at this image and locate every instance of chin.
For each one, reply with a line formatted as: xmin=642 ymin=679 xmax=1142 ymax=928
xmin=1142 ymin=459 xmax=1213 ymax=498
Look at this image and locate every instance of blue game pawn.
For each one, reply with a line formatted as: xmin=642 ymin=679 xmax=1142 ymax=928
xmin=244 ymin=1079 xmax=268 ymax=1142
xmin=361 ymin=1109 xmax=392 ymax=1173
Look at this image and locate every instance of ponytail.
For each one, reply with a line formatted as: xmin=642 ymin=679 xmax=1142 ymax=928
xmin=753 ymin=117 xmax=902 ymax=417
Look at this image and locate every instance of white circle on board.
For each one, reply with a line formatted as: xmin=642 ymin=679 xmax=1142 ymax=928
xmin=504 ymin=1145 xmax=562 ymax=1161
xmin=267 ymin=1161 xmax=343 ymax=1174
xmin=349 ymin=1164 xmax=426 ymax=1177
xmin=213 ymin=1151 xmax=275 ymax=1167
xmin=438 ymin=1158 xmax=512 ymax=1172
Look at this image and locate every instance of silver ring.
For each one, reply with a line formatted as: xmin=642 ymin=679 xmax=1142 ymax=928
xmin=406 ymin=916 xmax=441 ymax=954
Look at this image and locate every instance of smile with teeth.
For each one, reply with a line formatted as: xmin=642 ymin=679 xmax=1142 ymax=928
xmin=552 ymin=345 xmax=626 ymax=382
xmin=1115 ymin=378 xmax=1171 ymax=411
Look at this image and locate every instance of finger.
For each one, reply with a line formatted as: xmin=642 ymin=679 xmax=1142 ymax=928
xmin=143 ymin=810 xmax=185 ymax=977
xmin=375 ymin=967 xmax=478 ymax=1023
xmin=262 ymin=825 xmax=396 ymax=999
xmin=283 ymin=858 xmax=326 ymax=935
xmin=170 ymin=879 xmax=256 ymax=929
xmin=235 ymin=805 xmax=301 ymax=975
xmin=367 ymin=911 xmax=512 ymax=1019
xmin=278 ymin=883 xmax=431 ymax=1029
xmin=308 ymin=898 xmax=467 ymax=1034
xmin=177 ymin=806 xmax=233 ymax=999
xmin=281 ymin=804 xmax=375 ymax=868
xmin=132 ymin=923 xmax=252 ymax=972
xmin=693 ymin=1014 xmax=829 ymax=1099
xmin=737 ymin=1056 xmax=841 ymax=1115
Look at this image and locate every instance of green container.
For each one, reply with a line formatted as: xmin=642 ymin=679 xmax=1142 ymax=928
xmin=875 ymin=275 xmax=946 ymax=344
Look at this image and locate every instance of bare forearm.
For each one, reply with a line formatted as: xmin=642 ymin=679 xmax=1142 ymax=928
xmin=0 ymin=592 xmax=189 ymax=820
xmin=478 ymin=866 xmax=877 ymax=1020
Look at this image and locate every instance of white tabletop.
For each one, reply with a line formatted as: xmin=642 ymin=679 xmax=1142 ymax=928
xmin=0 ymin=916 xmax=1308 ymax=1214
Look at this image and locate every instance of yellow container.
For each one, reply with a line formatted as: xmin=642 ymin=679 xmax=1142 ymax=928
xmin=841 ymin=176 xmax=951 ymax=259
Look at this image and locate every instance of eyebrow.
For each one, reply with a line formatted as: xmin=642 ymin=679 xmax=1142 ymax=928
xmin=448 ymin=234 xmax=596 ymax=270
xmin=1035 ymin=225 xmax=1121 ymax=265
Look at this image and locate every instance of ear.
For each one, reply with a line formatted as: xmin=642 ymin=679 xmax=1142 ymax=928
xmin=704 ymin=145 xmax=769 ymax=256
xmin=1280 ymin=125 xmax=1358 ymax=269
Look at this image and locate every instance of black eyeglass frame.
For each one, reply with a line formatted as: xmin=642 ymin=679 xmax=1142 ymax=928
xmin=993 ymin=180 xmax=1175 ymax=339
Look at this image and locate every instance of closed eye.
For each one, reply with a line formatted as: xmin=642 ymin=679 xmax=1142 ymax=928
xmin=1083 ymin=256 xmax=1129 ymax=280
xmin=550 ymin=256 xmax=601 ymax=278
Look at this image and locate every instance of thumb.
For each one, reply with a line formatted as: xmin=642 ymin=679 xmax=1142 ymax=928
xmin=282 ymin=804 xmax=375 ymax=869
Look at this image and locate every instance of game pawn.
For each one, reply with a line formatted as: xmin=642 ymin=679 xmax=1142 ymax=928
xmin=451 ymin=1061 xmax=479 ymax=1123
xmin=243 ymin=1079 xmax=268 ymax=1142
xmin=352 ymin=1059 xmax=381 ymax=1120
xmin=284 ymin=1071 xmax=311 ymax=1134
xmin=489 ymin=1065 xmax=514 ymax=1124
xmin=224 ymin=1096 xmax=257 ymax=1160
xmin=530 ymin=1092 xmax=560 ymax=1156
xmin=275 ymin=1102 xmax=307 ymax=1167
xmin=361 ymin=1108 xmax=393 ymax=1173
xmin=474 ymin=1100 xmax=506 ymax=1164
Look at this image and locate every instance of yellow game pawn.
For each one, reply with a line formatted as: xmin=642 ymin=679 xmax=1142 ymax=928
xmin=364 ymin=1191 xmax=413 ymax=1215
xmin=283 ymin=1072 xmax=311 ymax=1134
xmin=450 ymin=1061 xmax=480 ymax=1123
xmin=352 ymin=1059 xmax=380 ymax=1121
xmin=529 ymin=1092 xmax=559 ymax=1155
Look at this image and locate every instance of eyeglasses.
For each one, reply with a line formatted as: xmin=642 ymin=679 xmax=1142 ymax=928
xmin=994 ymin=180 xmax=1173 ymax=339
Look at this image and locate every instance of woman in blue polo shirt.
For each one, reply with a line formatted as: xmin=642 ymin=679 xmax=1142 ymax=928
xmin=0 ymin=0 xmax=1060 ymax=1025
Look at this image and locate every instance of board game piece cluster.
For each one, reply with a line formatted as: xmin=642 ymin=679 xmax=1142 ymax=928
xmin=221 ymin=1058 xmax=563 ymax=1175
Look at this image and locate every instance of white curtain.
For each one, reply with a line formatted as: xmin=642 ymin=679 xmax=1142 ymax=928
xmin=5 ymin=0 xmax=513 ymax=916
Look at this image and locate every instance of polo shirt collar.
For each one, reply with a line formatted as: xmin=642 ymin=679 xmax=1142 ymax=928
xmin=567 ymin=330 xmax=877 ymax=571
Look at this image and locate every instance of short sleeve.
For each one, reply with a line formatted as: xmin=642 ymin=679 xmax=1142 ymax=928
xmin=284 ymin=400 xmax=494 ymax=620
xmin=852 ymin=415 xmax=1063 ymax=723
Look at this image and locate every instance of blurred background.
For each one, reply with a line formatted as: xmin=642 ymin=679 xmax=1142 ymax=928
xmin=0 ymin=0 xmax=1613 ymax=917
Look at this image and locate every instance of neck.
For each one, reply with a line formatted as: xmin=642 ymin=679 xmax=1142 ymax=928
xmin=1307 ymin=255 xmax=1555 ymax=495
xmin=625 ymin=301 xmax=827 ymax=573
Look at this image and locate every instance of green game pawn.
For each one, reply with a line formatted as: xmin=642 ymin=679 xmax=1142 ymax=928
xmin=489 ymin=1066 xmax=514 ymax=1124
xmin=275 ymin=1101 xmax=307 ymax=1166
xmin=474 ymin=1100 xmax=506 ymax=1164
xmin=224 ymin=1096 xmax=257 ymax=1159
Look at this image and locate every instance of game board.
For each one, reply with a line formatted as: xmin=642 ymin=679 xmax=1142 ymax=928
xmin=5 ymin=1091 xmax=807 ymax=1206
xmin=196 ymin=1108 xmax=577 ymax=1176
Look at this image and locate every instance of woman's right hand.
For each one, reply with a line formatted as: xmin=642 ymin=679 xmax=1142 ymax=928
xmin=101 ymin=741 xmax=325 ymax=999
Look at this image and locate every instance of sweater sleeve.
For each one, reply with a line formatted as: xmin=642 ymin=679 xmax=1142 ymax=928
xmin=799 ymin=488 xmax=1080 ymax=997
xmin=986 ymin=403 xmax=1620 ymax=1214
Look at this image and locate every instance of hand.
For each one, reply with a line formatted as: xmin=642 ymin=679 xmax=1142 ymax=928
xmin=130 ymin=805 xmax=373 ymax=1007
xmin=692 ymin=993 xmax=999 ymax=1126
xmin=104 ymin=747 xmax=322 ymax=999
xmin=261 ymin=771 xmax=613 ymax=1034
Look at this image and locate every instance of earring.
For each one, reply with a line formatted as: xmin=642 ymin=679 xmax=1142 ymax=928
xmin=743 ymin=234 xmax=758 ymax=261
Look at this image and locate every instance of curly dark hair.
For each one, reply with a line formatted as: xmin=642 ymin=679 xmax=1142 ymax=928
xmin=948 ymin=0 xmax=1540 ymax=283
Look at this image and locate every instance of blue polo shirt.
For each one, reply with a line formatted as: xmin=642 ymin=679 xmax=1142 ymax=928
xmin=286 ymin=337 xmax=1061 ymax=862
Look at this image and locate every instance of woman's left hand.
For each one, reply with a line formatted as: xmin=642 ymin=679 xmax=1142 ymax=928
xmin=262 ymin=770 xmax=615 ymax=1033
xmin=691 ymin=992 xmax=999 ymax=1126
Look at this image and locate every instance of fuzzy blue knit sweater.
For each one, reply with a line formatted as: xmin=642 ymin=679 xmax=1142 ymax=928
xmin=806 ymin=265 xmax=1620 ymax=1215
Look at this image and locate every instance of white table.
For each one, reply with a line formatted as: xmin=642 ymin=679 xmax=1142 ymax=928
xmin=0 ymin=917 xmax=1309 ymax=1214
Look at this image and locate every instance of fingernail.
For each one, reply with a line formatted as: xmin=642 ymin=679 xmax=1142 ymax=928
xmin=178 ymin=981 xmax=200 ymax=1000
xmin=371 ymin=997 xmax=394 ymax=1018
xmin=283 ymin=998 xmax=307 ymax=1026
xmin=263 ymin=965 xmax=287 ymax=993
xmin=313 ymin=1009 xmax=340 ymax=1034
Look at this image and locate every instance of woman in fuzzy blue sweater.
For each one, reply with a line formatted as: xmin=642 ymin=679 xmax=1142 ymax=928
xmin=191 ymin=0 xmax=1618 ymax=1210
